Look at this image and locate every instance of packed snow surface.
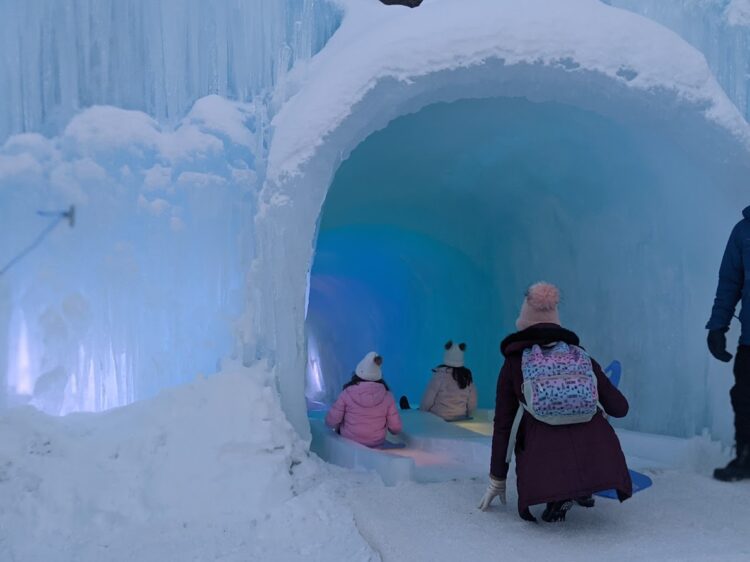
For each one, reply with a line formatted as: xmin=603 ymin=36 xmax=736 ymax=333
xmin=344 ymin=469 xmax=750 ymax=562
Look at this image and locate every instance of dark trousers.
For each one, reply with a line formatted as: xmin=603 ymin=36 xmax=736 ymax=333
xmin=731 ymin=346 xmax=750 ymax=448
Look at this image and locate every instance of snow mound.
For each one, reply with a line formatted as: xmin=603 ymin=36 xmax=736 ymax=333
xmin=0 ymin=361 xmax=377 ymax=561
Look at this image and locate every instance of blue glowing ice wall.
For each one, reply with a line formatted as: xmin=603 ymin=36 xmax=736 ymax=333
xmin=307 ymin=227 xmax=492 ymax=408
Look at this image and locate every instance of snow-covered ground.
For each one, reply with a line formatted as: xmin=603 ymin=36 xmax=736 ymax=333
xmin=343 ymin=469 xmax=750 ymax=562
xmin=2 ymin=370 xmax=748 ymax=561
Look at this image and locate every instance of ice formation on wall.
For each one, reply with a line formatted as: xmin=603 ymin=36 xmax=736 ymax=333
xmin=0 ymin=0 xmax=342 ymax=414
xmin=0 ymin=0 xmax=341 ymax=142
xmin=0 ymin=96 xmax=259 ymax=413
xmin=728 ymin=0 xmax=750 ymax=24
xmin=607 ymin=0 xmax=750 ymax=119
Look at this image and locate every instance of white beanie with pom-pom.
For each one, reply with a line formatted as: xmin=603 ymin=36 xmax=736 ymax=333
xmin=355 ymin=351 xmax=383 ymax=381
xmin=516 ymin=282 xmax=561 ymax=331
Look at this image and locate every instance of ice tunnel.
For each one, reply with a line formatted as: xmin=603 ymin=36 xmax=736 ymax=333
xmin=248 ymin=0 xmax=750 ymax=443
xmin=307 ymin=96 xmax=706 ymax=414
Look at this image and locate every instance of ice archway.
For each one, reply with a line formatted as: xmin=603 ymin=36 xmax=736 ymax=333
xmin=246 ymin=0 xmax=750 ymax=441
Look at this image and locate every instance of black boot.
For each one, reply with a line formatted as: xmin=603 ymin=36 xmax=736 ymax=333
xmin=574 ymin=495 xmax=595 ymax=508
xmin=714 ymin=444 xmax=750 ymax=482
xmin=399 ymin=396 xmax=411 ymax=410
xmin=541 ymin=500 xmax=573 ymax=522
xmin=380 ymin=0 xmax=423 ymax=7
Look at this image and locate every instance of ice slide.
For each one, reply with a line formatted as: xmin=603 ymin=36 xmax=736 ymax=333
xmin=311 ymin=407 xmax=680 ymax=488
xmin=310 ymin=362 xmax=657 ymax=492
xmin=310 ymin=409 xmax=491 ymax=485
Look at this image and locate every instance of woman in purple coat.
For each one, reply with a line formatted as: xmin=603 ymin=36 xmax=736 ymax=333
xmin=478 ymin=283 xmax=632 ymax=522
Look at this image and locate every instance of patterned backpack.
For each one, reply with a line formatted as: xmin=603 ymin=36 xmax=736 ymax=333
xmin=519 ymin=342 xmax=599 ymax=425
xmin=505 ymin=341 xmax=602 ymax=464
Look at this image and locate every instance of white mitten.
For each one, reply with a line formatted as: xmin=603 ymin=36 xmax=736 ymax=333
xmin=478 ymin=476 xmax=507 ymax=511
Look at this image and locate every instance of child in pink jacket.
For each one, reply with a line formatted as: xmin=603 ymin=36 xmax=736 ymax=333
xmin=325 ymin=352 xmax=403 ymax=448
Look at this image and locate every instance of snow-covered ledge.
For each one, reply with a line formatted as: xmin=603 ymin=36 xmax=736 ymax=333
xmin=244 ymin=0 xmax=750 ymax=438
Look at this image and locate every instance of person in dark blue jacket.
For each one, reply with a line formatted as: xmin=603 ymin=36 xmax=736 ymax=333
xmin=707 ymin=205 xmax=750 ymax=481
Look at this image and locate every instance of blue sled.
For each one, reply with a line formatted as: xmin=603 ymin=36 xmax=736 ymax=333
xmin=604 ymin=360 xmax=622 ymax=390
xmin=595 ymin=361 xmax=653 ymax=499
xmin=595 ymin=469 xmax=653 ymax=499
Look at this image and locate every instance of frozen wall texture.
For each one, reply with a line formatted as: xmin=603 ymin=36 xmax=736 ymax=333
xmin=0 ymin=0 xmax=341 ymax=414
xmin=0 ymin=97 xmax=260 ymax=413
xmin=607 ymin=0 xmax=750 ymax=119
xmin=0 ymin=0 xmax=341 ymax=142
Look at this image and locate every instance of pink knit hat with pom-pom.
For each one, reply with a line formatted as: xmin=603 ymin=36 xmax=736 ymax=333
xmin=516 ymin=282 xmax=561 ymax=331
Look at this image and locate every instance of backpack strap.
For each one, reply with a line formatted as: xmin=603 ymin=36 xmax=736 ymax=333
xmin=505 ymin=404 xmax=525 ymax=464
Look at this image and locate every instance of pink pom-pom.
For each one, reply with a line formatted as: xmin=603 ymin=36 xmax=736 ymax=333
xmin=526 ymin=282 xmax=560 ymax=311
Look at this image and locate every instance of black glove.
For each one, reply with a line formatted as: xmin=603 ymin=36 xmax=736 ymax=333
xmin=707 ymin=329 xmax=733 ymax=363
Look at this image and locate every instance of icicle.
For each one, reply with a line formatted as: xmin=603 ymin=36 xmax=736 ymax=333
xmin=0 ymin=0 xmax=343 ymax=142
